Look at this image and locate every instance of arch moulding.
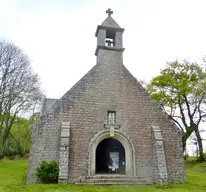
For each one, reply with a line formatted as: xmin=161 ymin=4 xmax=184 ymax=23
xmin=88 ymin=129 xmax=136 ymax=176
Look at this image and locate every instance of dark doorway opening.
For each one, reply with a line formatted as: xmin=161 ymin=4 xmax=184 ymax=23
xmin=95 ymin=138 xmax=125 ymax=174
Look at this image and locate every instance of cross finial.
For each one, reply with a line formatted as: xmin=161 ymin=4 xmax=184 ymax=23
xmin=106 ymin=8 xmax=113 ymax=16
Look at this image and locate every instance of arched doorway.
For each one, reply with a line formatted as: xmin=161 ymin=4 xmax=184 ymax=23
xmin=88 ymin=130 xmax=136 ymax=176
xmin=96 ymin=138 xmax=125 ymax=174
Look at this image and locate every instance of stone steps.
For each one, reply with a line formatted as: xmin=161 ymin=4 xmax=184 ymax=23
xmin=75 ymin=176 xmax=151 ymax=185
xmin=75 ymin=182 xmax=145 ymax=185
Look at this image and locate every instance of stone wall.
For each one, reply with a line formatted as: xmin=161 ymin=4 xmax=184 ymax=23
xmin=56 ymin=57 xmax=184 ymax=183
xmin=27 ymin=48 xmax=185 ymax=184
xmin=27 ymin=115 xmax=61 ymax=183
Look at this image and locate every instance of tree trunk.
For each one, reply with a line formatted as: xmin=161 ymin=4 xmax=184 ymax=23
xmin=182 ymin=131 xmax=192 ymax=153
xmin=9 ymin=132 xmax=25 ymax=157
xmin=194 ymin=128 xmax=205 ymax=162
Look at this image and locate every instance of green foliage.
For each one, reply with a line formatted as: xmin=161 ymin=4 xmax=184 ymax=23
xmin=35 ymin=160 xmax=59 ymax=183
xmin=2 ymin=116 xmax=33 ymax=158
xmin=147 ymin=60 xmax=206 ymax=160
xmin=0 ymin=112 xmax=40 ymax=159
xmin=147 ymin=60 xmax=206 ymax=112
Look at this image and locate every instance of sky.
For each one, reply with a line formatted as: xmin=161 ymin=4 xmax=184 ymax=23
xmin=1 ymin=0 xmax=206 ymax=99
xmin=0 ymin=0 xmax=206 ymax=153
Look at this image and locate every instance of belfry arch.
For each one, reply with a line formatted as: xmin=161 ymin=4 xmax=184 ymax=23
xmin=88 ymin=130 xmax=136 ymax=176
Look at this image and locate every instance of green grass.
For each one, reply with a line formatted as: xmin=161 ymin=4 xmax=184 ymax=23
xmin=0 ymin=159 xmax=206 ymax=192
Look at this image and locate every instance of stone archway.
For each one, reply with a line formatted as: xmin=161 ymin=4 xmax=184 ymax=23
xmin=88 ymin=130 xmax=136 ymax=176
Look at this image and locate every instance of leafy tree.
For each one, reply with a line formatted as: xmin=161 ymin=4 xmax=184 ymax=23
xmin=147 ymin=60 xmax=206 ymax=161
xmin=0 ymin=39 xmax=43 ymax=159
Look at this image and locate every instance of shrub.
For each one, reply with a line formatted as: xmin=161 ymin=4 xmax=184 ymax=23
xmin=35 ymin=160 xmax=59 ymax=183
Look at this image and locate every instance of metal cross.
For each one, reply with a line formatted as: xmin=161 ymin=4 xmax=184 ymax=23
xmin=106 ymin=8 xmax=113 ymax=16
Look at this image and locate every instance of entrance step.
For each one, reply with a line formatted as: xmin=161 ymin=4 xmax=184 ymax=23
xmin=75 ymin=176 xmax=152 ymax=185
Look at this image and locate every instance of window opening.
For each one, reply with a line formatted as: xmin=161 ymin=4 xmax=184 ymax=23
xmin=108 ymin=111 xmax=116 ymax=124
xmin=105 ymin=30 xmax=115 ymax=47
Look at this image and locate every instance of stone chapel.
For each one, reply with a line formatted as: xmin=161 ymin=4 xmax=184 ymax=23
xmin=27 ymin=9 xmax=185 ymax=184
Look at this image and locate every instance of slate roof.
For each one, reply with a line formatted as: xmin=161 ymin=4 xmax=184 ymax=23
xmin=101 ymin=16 xmax=121 ymax=28
xmin=41 ymin=98 xmax=58 ymax=116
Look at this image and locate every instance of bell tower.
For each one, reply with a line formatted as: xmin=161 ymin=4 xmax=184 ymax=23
xmin=95 ymin=9 xmax=125 ymax=65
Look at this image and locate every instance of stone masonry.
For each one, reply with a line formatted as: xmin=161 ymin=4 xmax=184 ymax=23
xmin=58 ymin=122 xmax=70 ymax=183
xmin=152 ymin=126 xmax=168 ymax=184
xmin=27 ymin=9 xmax=185 ymax=184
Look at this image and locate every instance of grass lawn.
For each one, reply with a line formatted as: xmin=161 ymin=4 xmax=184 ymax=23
xmin=0 ymin=159 xmax=206 ymax=192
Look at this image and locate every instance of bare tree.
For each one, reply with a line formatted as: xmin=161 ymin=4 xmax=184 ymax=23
xmin=0 ymin=39 xmax=43 ymax=158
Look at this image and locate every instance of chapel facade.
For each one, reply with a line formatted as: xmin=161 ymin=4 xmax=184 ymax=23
xmin=27 ymin=9 xmax=185 ymax=184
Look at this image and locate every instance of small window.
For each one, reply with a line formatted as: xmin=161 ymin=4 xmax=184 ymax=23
xmin=105 ymin=30 xmax=115 ymax=47
xmin=107 ymin=111 xmax=116 ymax=124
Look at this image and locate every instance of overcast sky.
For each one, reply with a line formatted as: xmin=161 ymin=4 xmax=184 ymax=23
xmin=1 ymin=0 xmax=206 ymax=99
